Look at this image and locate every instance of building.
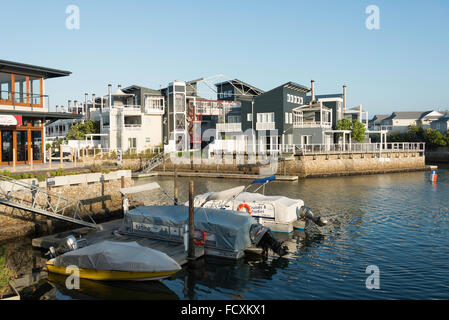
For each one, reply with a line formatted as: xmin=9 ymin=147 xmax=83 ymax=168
xmin=86 ymin=84 xmax=164 ymax=152
xmin=372 ymin=110 xmax=444 ymax=133
xmin=0 ymin=59 xmax=81 ymax=165
xmin=209 ymin=79 xmax=369 ymax=153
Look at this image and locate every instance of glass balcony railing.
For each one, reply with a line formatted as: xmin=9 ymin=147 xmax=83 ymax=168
xmin=0 ymin=90 xmax=49 ymax=108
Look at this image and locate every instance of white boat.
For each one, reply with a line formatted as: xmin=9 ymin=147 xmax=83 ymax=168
xmin=189 ymin=176 xmax=328 ymax=233
xmin=46 ymin=240 xmax=181 ymax=281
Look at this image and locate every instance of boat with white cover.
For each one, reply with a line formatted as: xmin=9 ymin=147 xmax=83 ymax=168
xmin=189 ymin=176 xmax=328 ymax=233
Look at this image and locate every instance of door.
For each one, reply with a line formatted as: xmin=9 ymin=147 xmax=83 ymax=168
xmin=1 ymin=131 xmax=13 ymax=164
xmin=16 ymin=130 xmax=28 ymax=162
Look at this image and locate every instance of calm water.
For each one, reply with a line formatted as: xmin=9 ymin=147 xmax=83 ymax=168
xmin=2 ymin=166 xmax=449 ymax=299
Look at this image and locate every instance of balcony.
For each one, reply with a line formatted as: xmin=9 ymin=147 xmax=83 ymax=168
xmin=0 ymin=90 xmax=49 ymax=109
xmin=256 ymin=122 xmax=275 ymax=131
xmin=144 ymin=105 xmax=164 ymax=114
xmin=293 ymin=121 xmax=332 ymax=128
xmin=124 ymin=123 xmax=142 ymax=130
xmin=216 ymin=122 xmax=242 ymax=132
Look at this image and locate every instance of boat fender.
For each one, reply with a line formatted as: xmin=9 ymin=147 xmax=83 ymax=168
xmin=237 ymin=203 xmax=252 ymax=215
xmin=194 ymin=229 xmax=207 ymax=246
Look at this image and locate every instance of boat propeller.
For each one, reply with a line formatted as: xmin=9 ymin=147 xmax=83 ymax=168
xmin=297 ymin=206 xmax=328 ymax=227
xmin=250 ymin=224 xmax=289 ymax=257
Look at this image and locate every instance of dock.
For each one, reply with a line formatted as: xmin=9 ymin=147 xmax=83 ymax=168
xmin=147 ymin=171 xmax=299 ymax=181
xmin=32 ymin=219 xmax=204 ymax=266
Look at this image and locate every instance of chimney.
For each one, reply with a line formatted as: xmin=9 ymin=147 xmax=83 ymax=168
xmin=55 ymin=105 xmax=59 ymax=112
xmin=118 ymin=84 xmax=122 ymax=90
xmin=343 ymin=84 xmax=347 ymax=110
xmin=84 ymin=93 xmax=88 ymax=115
xmin=92 ymin=94 xmax=96 ymax=109
xmin=68 ymin=100 xmax=72 ymax=113
xmin=108 ymin=84 xmax=112 ymax=108
xmin=74 ymin=100 xmax=78 ymax=114
xmin=310 ymin=80 xmax=315 ymax=104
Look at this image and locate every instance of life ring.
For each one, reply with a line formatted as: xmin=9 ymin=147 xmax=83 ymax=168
xmin=237 ymin=203 xmax=252 ymax=215
xmin=194 ymin=229 xmax=207 ymax=246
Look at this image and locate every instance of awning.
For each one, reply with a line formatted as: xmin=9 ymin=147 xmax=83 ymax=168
xmin=0 ymin=109 xmax=83 ymax=123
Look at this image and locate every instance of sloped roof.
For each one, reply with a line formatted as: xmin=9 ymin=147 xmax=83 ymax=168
xmin=369 ymin=114 xmax=390 ymax=124
xmin=214 ymin=79 xmax=265 ymax=96
xmin=0 ymin=59 xmax=71 ymax=79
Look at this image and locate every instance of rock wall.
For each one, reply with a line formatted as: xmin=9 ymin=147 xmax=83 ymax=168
xmin=154 ymin=152 xmax=426 ymax=178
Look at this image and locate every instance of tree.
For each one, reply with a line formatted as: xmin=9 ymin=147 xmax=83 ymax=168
xmin=66 ymin=120 xmax=100 ymax=140
xmin=336 ymin=119 xmax=366 ymax=142
xmin=424 ymin=128 xmax=447 ymax=148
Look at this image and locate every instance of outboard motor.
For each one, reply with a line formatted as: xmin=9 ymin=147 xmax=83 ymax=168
xmin=250 ymin=224 xmax=288 ymax=257
xmin=297 ymin=206 xmax=328 ymax=227
xmin=46 ymin=235 xmax=88 ymax=258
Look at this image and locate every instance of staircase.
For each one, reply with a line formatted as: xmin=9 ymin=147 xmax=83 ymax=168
xmin=140 ymin=153 xmax=165 ymax=173
xmin=0 ymin=175 xmax=102 ymax=230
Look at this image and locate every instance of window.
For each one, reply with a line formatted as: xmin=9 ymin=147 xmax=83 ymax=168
xmin=14 ymin=75 xmax=27 ymax=104
xmin=228 ymin=115 xmax=241 ymax=123
xmin=257 ymin=112 xmax=275 ymax=123
xmin=29 ymin=77 xmax=41 ymax=105
xmin=247 ymin=113 xmax=252 ymax=122
xmin=285 ymin=112 xmax=288 ymax=124
xmin=289 ymin=113 xmax=293 ymax=124
xmin=0 ymin=72 xmax=12 ymax=101
xmin=128 ymin=137 xmax=137 ymax=149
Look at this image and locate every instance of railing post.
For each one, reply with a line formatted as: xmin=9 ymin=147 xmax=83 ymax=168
xmin=29 ymin=147 xmax=33 ymax=170
xmin=12 ymin=147 xmax=16 ymax=172
xmin=188 ymin=180 xmax=195 ymax=260
xmin=60 ymin=145 xmax=63 ymax=169
xmin=49 ymin=147 xmax=52 ymax=170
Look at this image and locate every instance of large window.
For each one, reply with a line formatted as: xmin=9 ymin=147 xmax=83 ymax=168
xmin=0 ymin=72 xmax=12 ymax=101
xmin=257 ymin=112 xmax=275 ymax=123
xmin=29 ymin=77 xmax=41 ymax=105
xmin=32 ymin=131 xmax=42 ymax=161
xmin=0 ymin=72 xmax=42 ymax=106
xmin=1 ymin=131 xmax=13 ymax=162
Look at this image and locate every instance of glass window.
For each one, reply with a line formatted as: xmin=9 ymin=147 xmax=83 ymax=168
xmin=14 ymin=75 xmax=27 ymax=104
xmin=0 ymin=72 xmax=12 ymax=101
xmin=1 ymin=131 xmax=13 ymax=162
xmin=32 ymin=131 xmax=42 ymax=161
xmin=29 ymin=77 xmax=41 ymax=105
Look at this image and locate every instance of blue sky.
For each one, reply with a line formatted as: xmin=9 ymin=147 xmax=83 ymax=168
xmin=1 ymin=0 xmax=448 ymax=116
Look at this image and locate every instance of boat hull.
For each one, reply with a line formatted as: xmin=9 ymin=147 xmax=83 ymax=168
xmin=46 ymin=260 xmax=178 ymax=281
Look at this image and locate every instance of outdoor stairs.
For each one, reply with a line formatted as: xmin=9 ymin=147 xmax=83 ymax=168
xmin=140 ymin=153 xmax=164 ymax=173
xmin=0 ymin=175 xmax=101 ymax=230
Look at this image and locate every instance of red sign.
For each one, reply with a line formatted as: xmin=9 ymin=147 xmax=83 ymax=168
xmin=0 ymin=115 xmax=22 ymax=126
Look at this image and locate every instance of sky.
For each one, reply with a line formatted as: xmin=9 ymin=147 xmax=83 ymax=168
xmin=1 ymin=0 xmax=448 ymax=116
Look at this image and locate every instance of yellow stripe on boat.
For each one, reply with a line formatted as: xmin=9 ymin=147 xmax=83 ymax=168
xmin=46 ymin=260 xmax=178 ymax=281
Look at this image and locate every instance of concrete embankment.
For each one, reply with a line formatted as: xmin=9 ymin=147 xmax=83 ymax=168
xmin=0 ymin=170 xmax=133 ymax=243
xmin=154 ymin=151 xmax=427 ymax=178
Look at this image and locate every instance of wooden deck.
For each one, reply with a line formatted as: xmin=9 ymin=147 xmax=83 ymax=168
xmin=32 ymin=219 xmax=204 ymax=266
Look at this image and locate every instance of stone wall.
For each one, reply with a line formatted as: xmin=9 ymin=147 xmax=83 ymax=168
xmin=154 ymin=152 xmax=426 ymax=178
xmin=0 ymin=171 xmax=134 ymax=243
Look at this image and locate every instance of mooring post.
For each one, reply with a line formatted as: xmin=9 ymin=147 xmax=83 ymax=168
xmin=188 ymin=180 xmax=195 ymax=260
xmin=174 ymin=165 xmax=178 ymax=205
xmin=74 ymin=148 xmax=77 ymax=168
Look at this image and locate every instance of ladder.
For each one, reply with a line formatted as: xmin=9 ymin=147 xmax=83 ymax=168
xmin=0 ymin=175 xmax=102 ymax=230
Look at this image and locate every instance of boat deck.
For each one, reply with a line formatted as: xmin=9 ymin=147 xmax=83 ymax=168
xmin=32 ymin=219 xmax=204 ymax=266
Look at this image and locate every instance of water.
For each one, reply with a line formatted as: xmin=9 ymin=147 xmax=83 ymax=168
xmin=2 ymin=167 xmax=449 ymax=299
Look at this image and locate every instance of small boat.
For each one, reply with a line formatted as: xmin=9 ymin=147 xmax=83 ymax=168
xmin=46 ymin=240 xmax=181 ymax=281
xmin=190 ymin=176 xmax=328 ymax=233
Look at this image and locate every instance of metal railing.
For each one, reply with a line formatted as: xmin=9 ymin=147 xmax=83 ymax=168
xmin=216 ymin=123 xmax=242 ymax=132
xmin=256 ymin=122 xmax=276 ymax=131
xmin=0 ymin=175 xmax=100 ymax=229
xmin=293 ymin=121 xmax=332 ymax=128
xmin=0 ymin=90 xmax=49 ymax=108
xmin=280 ymin=142 xmax=426 ymax=155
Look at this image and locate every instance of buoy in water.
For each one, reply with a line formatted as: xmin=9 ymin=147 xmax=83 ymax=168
xmin=431 ymin=169 xmax=437 ymax=183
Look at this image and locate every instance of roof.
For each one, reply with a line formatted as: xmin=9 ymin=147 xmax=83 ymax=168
xmin=276 ymin=81 xmax=310 ymax=94
xmin=122 ymin=85 xmax=161 ymax=96
xmin=214 ymin=79 xmax=265 ymax=96
xmin=0 ymin=109 xmax=83 ymax=120
xmin=369 ymin=114 xmax=390 ymax=124
xmin=305 ymin=93 xmax=343 ymax=104
xmin=388 ymin=111 xmax=427 ymax=120
xmin=0 ymin=59 xmax=71 ymax=79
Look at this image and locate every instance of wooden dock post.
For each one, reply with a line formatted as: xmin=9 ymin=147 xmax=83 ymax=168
xmin=74 ymin=148 xmax=77 ymax=168
xmin=59 ymin=145 xmax=63 ymax=169
xmin=174 ymin=165 xmax=178 ymax=205
xmin=12 ymin=148 xmax=16 ymax=172
xmin=82 ymin=148 xmax=85 ymax=166
xmin=188 ymin=180 xmax=195 ymax=260
xmin=48 ymin=147 xmax=52 ymax=170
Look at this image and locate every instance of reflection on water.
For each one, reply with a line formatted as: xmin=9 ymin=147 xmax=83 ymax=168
xmin=2 ymin=168 xmax=449 ymax=299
